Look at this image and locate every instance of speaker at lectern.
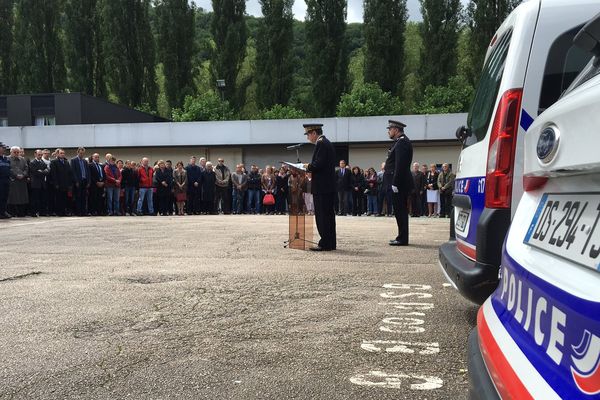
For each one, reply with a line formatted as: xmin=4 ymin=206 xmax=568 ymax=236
xmin=281 ymin=161 xmax=314 ymax=250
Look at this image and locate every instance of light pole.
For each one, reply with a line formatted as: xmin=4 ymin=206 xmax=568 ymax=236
xmin=216 ymin=79 xmax=226 ymax=121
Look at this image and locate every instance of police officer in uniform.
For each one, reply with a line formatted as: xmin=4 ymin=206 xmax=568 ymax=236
xmin=384 ymin=120 xmax=414 ymax=246
xmin=0 ymin=143 xmax=11 ymax=219
xmin=303 ymin=124 xmax=337 ymax=251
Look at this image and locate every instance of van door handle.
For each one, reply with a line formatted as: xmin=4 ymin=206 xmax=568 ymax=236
xmin=452 ymin=194 xmax=472 ymax=211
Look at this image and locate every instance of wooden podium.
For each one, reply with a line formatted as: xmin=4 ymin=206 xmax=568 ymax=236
xmin=283 ymin=162 xmax=314 ymax=250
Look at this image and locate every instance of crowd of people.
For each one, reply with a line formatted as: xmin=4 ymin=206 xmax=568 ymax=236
xmin=0 ymin=143 xmax=455 ymax=219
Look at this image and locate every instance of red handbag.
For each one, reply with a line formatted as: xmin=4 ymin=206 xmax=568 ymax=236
xmin=263 ymin=193 xmax=275 ymax=206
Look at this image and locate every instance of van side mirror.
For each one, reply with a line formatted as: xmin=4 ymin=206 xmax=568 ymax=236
xmin=455 ymin=125 xmax=471 ymax=142
xmin=574 ymin=12 xmax=600 ymax=57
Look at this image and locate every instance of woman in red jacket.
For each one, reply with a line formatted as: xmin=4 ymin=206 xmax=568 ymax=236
xmin=104 ymin=156 xmax=122 ymax=216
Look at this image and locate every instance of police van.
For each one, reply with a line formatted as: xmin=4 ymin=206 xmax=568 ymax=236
xmin=438 ymin=0 xmax=600 ymax=304
xmin=469 ymin=14 xmax=600 ymax=399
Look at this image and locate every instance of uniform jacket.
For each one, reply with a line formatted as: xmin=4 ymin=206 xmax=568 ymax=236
xmin=70 ymin=156 xmax=89 ymax=183
xmin=306 ymin=135 xmax=336 ymax=195
xmin=29 ymin=158 xmax=49 ymax=189
xmin=384 ymin=134 xmax=414 ymax=193
xmin=50 ymin=158 xmax=74 ymax=191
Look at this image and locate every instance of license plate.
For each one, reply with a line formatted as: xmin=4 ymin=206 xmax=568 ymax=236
xmin=524 ymin=193 xmax=600 ymax=272
xmin=455 ymin=210 xmax=470 ymax=233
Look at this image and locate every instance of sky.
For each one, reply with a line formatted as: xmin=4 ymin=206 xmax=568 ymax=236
xmin=193 ymin=0 xmax=470 ymax=23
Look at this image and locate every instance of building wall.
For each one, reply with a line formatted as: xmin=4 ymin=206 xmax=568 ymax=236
xmin=349 ymin=142 xmax=461 ymax=171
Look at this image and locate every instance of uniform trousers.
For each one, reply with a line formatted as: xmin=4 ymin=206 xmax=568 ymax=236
xmin=313 ymin=192 xmax=336 ymax=250
xmin=392 ymin=191 xmax=409 ymax=244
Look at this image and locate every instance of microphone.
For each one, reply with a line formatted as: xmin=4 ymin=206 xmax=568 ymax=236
xmin=286 ymin=143 xmax=304 ymax=150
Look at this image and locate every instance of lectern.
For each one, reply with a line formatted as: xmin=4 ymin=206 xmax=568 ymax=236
xmin=282 ymin=162 xmax=314 ymax=250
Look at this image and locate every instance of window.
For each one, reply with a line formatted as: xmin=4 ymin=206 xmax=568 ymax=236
xmin=34 ymin=116 xmax=56 ymax=126
xmin=465 ymin=30 xmax=513 ymax=147
xmin=563 ymin=58 xmax=600 ymax=95
xmin=538 ymin=25 xmax=591 ymax=114
xmin=0 ymin=118 xmax=7 ymax=127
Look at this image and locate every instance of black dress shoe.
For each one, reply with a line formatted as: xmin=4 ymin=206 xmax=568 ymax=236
xmin=309 ymin=246 xmax=334 ymax=251
xmin=389 ymin=240 xmax=408 ymax=246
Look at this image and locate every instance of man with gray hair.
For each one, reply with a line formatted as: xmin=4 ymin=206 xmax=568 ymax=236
xmin=437 ymin=163 xmax=455 ymax=218
xmin=8 ymin=146 xmax=29 ymax=217
xmin=0 ymin=143 xmax=11 ymax=218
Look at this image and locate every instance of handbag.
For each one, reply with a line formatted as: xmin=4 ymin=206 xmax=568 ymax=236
xmin=263 ymin=193 xmax=275 ymax=206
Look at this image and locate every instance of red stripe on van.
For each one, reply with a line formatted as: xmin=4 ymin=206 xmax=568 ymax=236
xmin=478 ymin=307 xmax=534 ymax=400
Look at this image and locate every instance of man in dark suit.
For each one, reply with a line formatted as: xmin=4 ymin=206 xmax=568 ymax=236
xmin=335 ymin=160 xmax=351 ymax=215
xmin=29 ymin=150 xmax=49 ymax=217
xmin=70 ymin=147 xmax=89 ymax=216
xmin=384 ymin=120 xmax=414 ymax=246
xmin=50 ymin=148 xmax=74 ymax=216
xmin=88 ymin=153 xmax=106 ymax=216
xmin=303 ymin=123 xmax=337 ymax=251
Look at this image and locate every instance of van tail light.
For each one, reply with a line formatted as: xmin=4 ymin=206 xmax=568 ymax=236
xmin=485 ymin=88 xmax=523 ymax=209
xmin=523 ymin=176 xmax=548 ymax=192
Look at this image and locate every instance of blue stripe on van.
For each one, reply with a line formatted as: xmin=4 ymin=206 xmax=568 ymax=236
xmin=520 ymin=109 xmax=534 ymax=132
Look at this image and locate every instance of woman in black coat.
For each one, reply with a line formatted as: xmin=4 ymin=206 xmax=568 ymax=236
xmin=153 ymin=160 xmax=173 ymax=216
xmin=350 ymin=166 xmax=366 ymax=216
xmin=201 ymin=162 xmax=216 ymax=214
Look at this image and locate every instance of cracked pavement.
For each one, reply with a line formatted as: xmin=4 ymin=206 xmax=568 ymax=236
xmin=0 ymin=215 xmax=477 ymax=399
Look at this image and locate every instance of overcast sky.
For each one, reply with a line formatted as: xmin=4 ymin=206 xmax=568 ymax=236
xmin=193 ymin=0 xmax=470 ymax=23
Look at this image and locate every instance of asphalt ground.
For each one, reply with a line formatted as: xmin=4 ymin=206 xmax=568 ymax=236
xmin=0 ymin=215 xmax=478 ymax=400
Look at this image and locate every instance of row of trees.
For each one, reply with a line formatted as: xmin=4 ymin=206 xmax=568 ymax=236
xmin=0 ymin=0 xmax=520 ymax=121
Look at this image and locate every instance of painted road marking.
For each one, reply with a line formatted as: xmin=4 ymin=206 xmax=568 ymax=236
xmin=350 ymin=370 xmax=444 ymax=390
xmin=361 ymin=340 xmax=440 ymax=355
xmin=350 ymin=283 xmax=443 ymax=391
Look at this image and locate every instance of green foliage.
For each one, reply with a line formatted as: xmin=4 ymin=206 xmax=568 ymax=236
xmin=412 ymin=76 xmax=474 ymax=114
xmin=171 ymin=91 xmax=234 ymax=121
xmin=99 ymin=0 xmax=157 ymax=108
xmin=255 ymin=0 xmax=294 ymax=109
xmin=155 ymin=0 xmax=196 ymax=109
xmin=13 ymin=0 xmax=66 ymax=93
xmin=0 ymin=0 xmax=14 ymax=94
xmin=305 ymin=0 xmax=349 ymax=117
xmin=348 ymin=47 xmax=365 ymax=90
xmin=419 ymin=0 xmax=462 ymax=87
xmin=363 ymin=0 xmax=407 ymax=95
xmin=336 ymin=83 xmax=402 ymax=117
xmin=64 ymin=0 xmax=105 ymax=97
xmin=210 ymin=0 xmax=247 ymax=106
xmin=467 ymin=0 xmax=518 ymax=85
xmin=257 ymin=104 xmax=306 ymax=119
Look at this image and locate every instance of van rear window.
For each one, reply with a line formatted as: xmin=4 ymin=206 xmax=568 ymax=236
xmin=538 ymin=25 xmax=590 ymax=114
xmin=466 ymin=30 xmax=512 ymax=146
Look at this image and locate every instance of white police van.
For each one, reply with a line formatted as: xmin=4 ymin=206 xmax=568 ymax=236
xmin=468 ymin=14 xmax=600 ymax=399
xmin=439 ymin=0 xmax=600 ymax=304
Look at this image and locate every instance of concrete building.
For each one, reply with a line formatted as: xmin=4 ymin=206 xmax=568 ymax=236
xmin=0 ymin=114 xmax=466 ymax=170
